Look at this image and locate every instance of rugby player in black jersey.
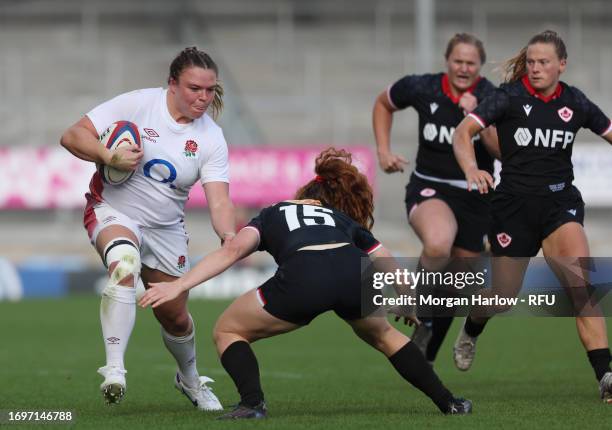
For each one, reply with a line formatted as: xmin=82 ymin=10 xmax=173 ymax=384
xmin=139 ymin=148 xmax=473 ymax=418
xmin=373 ymin=33 xmax=499 ymax=364
xmin=453 ymin=30 xmax=612 ymax=403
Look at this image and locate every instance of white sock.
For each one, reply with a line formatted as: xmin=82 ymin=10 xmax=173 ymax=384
xmin=100 ymin=285 xmax=136 ymax=370
xmin=162 ymin=314 xmax=200 ymax=387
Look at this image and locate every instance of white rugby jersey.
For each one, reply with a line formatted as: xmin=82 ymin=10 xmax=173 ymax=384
xmin=86 ymin=88 xmax=229 ymax=228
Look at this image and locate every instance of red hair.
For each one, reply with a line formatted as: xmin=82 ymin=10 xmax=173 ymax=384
xmin=295 ymin=148 xmax=374 ymax=230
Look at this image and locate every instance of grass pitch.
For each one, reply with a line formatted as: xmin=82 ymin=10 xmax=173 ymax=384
xmin=1 ymin=296 xmax=610 ymax=429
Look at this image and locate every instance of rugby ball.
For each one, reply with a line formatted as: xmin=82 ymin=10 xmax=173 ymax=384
xmin=97 ymin=121 xmax=142 ymax=185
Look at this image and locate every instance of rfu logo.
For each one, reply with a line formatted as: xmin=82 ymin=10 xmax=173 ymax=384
xmin=513 ymin=128 xmax=575 ymax=149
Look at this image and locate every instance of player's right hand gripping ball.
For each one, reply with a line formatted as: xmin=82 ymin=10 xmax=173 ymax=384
xmin=97 ymin=121 xmax=142 ymax=185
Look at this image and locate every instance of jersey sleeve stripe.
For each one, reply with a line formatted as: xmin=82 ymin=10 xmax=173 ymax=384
xmin=255 ymin=288 xmax=267 ymax=306
xmin=386 ymin=84 xmax=399 ymax=110
xmin=600 ymin=119 xmax=612 ymax=136
xmin=366 ymin=243 xmax=383 ymax=254
xmin=468 ymin=113 xmax=486 ymax=129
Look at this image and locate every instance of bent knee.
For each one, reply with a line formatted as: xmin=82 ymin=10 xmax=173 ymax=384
xmin=104 ymin=238 xmax=141 ymax=289
xmin=357 ymin=323 xmax=394 ymax=351
xmin=212 ymin=320 xmax=229 ymax=347
xmin=159 ymin=312 xmax=191 ymax=335
xmin=422 ymin=241 xmax=452 ymax=260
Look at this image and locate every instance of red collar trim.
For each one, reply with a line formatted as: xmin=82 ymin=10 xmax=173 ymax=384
xmin=521 ymin=75 xmax=562 ymax=102
xmin=441 ymin=74 xmax=481 ymax=104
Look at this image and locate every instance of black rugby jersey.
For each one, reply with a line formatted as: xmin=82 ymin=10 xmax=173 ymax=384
xmin=388 ymin=73 xmax=496 ymax=180
xmin=470 ymin=76 xmax=612 ymax=195
xmin=245 ymin=201 xmax=381 ymax=265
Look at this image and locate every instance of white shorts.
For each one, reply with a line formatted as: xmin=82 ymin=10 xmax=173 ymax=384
xmin=84 ymin=200 xmax=190 ymax=277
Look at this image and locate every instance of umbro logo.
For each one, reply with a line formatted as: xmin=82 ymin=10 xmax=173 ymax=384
xmin=106 ymin=337 xmax=120 ymax=345
xmin=144 ymin=128 xmax=159 ymax=137
xmin=567 ymin=209 xmax=577 ymax=216
xmin=102 ymin=216 xmax=117 ymax=225
xmin=523 ymin=104 xmax=532 ymax=116
xmin=430 ymin=102 xmax=439 ymax=114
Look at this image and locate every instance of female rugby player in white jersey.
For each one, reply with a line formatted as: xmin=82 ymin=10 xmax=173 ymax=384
xmin=60 ymin=47 xmax=235 ymax=409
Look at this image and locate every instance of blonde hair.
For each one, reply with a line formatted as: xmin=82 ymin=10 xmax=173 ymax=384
xmin=445 ymin=33 xmax=486 ymax=64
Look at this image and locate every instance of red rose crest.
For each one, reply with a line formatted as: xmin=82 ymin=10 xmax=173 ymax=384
xmin=184 ymin=140 xmax=198 ymax=157
xmin=177 ymin=255 xmax=186 ymax=269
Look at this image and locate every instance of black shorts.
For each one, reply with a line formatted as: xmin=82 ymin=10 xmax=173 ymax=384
xmin=404 ymin=174 xmax=490 ymax=252
xmin=257 ymin=246 xmax=375 ymax=325
xmin=489 ymin=186 xmax=585 ymax=257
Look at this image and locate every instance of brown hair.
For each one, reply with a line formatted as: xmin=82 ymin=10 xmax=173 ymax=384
xmin=445 ymin=33 xmax=486 ymax=64
xmin=503 ymin=30 xmax=568 ymax=83
xmin=168 ymin=47 xmax=224 ymax=119
xmin=295 ymin=148 xmax=374 ymax=230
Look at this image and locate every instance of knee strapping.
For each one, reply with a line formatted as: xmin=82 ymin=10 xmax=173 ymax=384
xmin=103 ymin=238 xmax=141 ymax=296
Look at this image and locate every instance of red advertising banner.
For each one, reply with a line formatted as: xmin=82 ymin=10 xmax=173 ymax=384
xmin=0 ymin=146 xmax=376 ymax=209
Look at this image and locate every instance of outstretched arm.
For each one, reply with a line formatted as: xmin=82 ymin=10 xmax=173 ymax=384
xmin=139 ymin=227 xmax=260 ymax=308
xmin=369 ymin=246 xmax=419 ymax=327
xmin=203 ymin=181 xmax=236 ymax=245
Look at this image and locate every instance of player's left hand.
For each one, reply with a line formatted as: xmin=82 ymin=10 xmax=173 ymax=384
xmin=138 ymin=282 xmax=183 ymax=308
xmin=459 ymin=92 xmax=478 ymax=114
xmin=388 ymin=305 xmax=421 ymax=327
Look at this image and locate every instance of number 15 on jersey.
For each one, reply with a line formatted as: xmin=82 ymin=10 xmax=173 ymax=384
xmin=280 ymin=205 xmax=336 ymax=231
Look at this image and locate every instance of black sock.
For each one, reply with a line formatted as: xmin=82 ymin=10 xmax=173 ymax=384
xmin=426 ymin=317 xmax=454 ymax=361
xmin=587 ymin=348 xmax=612 ymax=381
xmin=420 ymin=317 xmax=433 ymax=327
xmin=389 ymin=341 xmax=454 ymax=412
xmin=464 ymin=316 xmax=487 ymax=338
xmin=220 ymin=341 xmax=264 ymax=407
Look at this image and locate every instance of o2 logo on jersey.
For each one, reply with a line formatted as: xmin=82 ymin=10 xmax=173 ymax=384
xmin=143 ymin=159 xmax=177 ymax=189
xmin=280 ymin=204 xmax=335 ymax=231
